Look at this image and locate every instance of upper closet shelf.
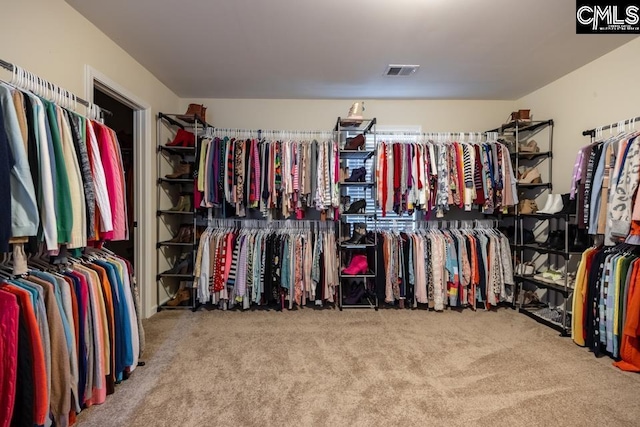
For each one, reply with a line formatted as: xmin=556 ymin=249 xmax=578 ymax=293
xmin=334 ymin=117 xmax=377 ymax=133
xmin=158 ymin=112 xmax=211 ymax=129
xmin=487 ymin=119 xmax=553 ymax=134
xmin=158 ymin=145 xmax=196 ymax=156
xmin=511 ymin=151 xmax=553 ymax=160
xmin=339 ymin=149 xmax=376 ymax=160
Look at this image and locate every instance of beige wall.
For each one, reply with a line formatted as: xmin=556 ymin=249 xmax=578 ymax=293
xmin=0 ymin=0 xmax=179 ymax=115
xmin=0 ymin=0 xmax=182 ymax=319
xmin=517 ymin=37 xmax=640 ymax=193
xmin=180 ymin=99 xmax=515 ymax=132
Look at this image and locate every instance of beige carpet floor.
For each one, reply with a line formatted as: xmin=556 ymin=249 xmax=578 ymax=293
xmin=76 ymin=308 xmax=640 ymax=427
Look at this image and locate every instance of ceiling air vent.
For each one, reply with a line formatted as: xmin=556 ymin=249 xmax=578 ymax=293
xmin=385 ymin=64 xmax=420 ymax=76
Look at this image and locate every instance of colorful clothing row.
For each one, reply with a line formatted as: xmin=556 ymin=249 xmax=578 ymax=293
xmin=195 ymin=136 xmax=339 ymax=219
xmin=373 ymin=228 xmax=514 ymax=310
xmin=0 ymin=253 xmax=144 ymax=427
xmin=194 ymin=226 xmax=338 ymax=309
xmin=570 ymin=130 xmax=640 ymax=245
xmin=375 ymin=141 xmax=517 ymax=217
xmin=0 ymin=83 xmax=128 ymax=254
xmin=572 ymin=244 xmax=640 ymax=372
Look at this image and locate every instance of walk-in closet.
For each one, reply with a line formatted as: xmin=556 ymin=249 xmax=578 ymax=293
xmin=2 ymin=1 xmax=640 ymax=426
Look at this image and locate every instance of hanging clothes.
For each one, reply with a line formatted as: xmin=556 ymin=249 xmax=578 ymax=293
xmin=373 ymin=224 xmax=513 ymax=310
xmin=0 ymin=82 xmax=128 ymax=254
xmin=0 ymin=250 xmax=144 ymax=427
xmin=570 ymin=129 xmax=640 ymax=245
xmin=195 ymin=133 xmax=339 ymax=220
xmin=376 ymin=139 xmax=517 ymax=217
xmin=193 ymin=222 xmax=338 ymax=309
xmin=572 ymin=243 xmax=640 ymax=371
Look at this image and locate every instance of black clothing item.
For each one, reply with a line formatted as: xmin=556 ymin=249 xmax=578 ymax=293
xmin=476 ymin=237 xmax=486 ymax=306
xmin=22 ymin=95 xmax=40 ymax=254
xmin=586 ymin=249 xmax=608 ymax=356
xmin=0 ymin=113 xmax=14 ymax=252
xmin=400 ymin=233 xmax=411 ymax=301
xmin=263 ymin=234 xmax=273 ymax=303
xmin=12 ymin=300 xmax=35 ymax=427
xmin=67 ymin=111 xmax=96 ymax=240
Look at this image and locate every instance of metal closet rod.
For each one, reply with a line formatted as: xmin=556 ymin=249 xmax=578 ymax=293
xmin=582 ymin=115 xmax=640 ymax=136
xmin=0 ymin=58 xmax=112 ymax=117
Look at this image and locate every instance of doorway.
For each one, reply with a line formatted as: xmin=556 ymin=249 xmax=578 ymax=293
xmin=93 ymin=88 xmax=135 ymax=264
xmin=86 ymin=65 xmax=154 ymax=318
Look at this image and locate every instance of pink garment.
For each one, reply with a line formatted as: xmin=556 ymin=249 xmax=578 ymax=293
xmin=252 ymin=139 xmax=261 ymax=203
xmin=108 ymin=128 xmax=129 ymax=240
xmin=0 ymin=290 xmax=19 ymax=427
xmin=92 ymin=122 xmax=125 ymax=241
xmin=194 ymin=180 xmax=202 ymax=209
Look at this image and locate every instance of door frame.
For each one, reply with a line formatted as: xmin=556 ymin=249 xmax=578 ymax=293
xmin=84 ymin=65 xmax=155 ymax=319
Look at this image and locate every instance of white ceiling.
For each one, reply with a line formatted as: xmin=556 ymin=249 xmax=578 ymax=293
xmin=67 ymin=0 xmax=636 ymax=100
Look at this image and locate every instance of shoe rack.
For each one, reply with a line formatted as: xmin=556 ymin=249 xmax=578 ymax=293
xmin=492 ymin=119 xmax=577 ymax=335
xmin=156 ymin=112 xmax=209 ymax=311
xmin=335 ymin=117 xmax=379 ymax=310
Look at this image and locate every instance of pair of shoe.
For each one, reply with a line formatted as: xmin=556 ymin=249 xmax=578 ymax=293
xmin=537 ymin=194 xmax=564 ymax=214
xmin=169 ymin=225 xmax=193 ymax=243
xmin=344 ymin=281 xmax=367 ymax=304
xmin=518 ymin=290 xmax=545 ymax=307
xmin=345 ymin=223 xmax=367 ymax=244
xmin=341 ymin=102 xmax=364 ymax=126
xmin=515 ymin=262 xmax=535 ymax=276
xmin=542 ymin=230 xmax=565 ymax=250
xmin=519 ymin=199 xmax=538 ymax=214
xmin=508 ymin=109 xmax=531 ymax=123
xmin=345 ymin=167 xmax=366 ymax=182
xmin=167 ymin=129 xmax=196 ymax=147
xmin=166 ymin=285 xmax=191 ymax=307
xmin=165 ymin=162 xmax=193 ymax=179
xmin=533 ymin=267 xmax=576 ymax=288
xmin=518 ymin=167 xmax=542 ymax=184
xmin=344 ymin=199 xmax=366 ymax=214
xmin=170 ymin=195 xmax=192 ymax=212
xmin=342 ymin=254 xmax=368 ymax=275
xmin=519 ymin=139 xmax=540 ymax=153
xmin=166 ymin=253 xmax=192 ymax=275
xmin=344 ymin=134 xmax=365 ymax=150
xmin=177 ymin=103 xmax=207 ymax=123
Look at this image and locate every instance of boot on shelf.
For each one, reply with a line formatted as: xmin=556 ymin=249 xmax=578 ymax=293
xmin=168 ymin=225 xmax=190 ymax=243
xmin=346 ymin=223 xmax=367 ymax=244
xmin=177 ymin=103 xmax=207 ymax=123
xmin=538 ymin=194 xmax=563 ymax=215
xmin=167 ymin=128 xmax=196 ymax=147
xmin=570 ymin=225 xmax=590 ymax=252
xmin=166 ymin=286 xmax=191 ymax=307
xmin=342 ymin=102 xmax=364 ymax=126
xmin=166 ymin=253 xmax=192 ymax=275
xmin=344 ymin=134 xmax=365 ymax=150
xmin=342 ymin=254 xmax=368 ymax=275
xmin=169 ymin=195 xmax=192 ymax=212
xmin=165 ymin=162 xmax=192 ymax=179
xmin=518 ymin=167 xmax=542 ymax=184
xmin=345 ymin=281 xmax=366 ymax=304
xmin=345 ymin=167 xmax=367 ymax=182
xmin=344 ymin=199 xmax=366 ymax=214
xmin=536 ymin=194 xmax=554 ymax=213
xmin=558 ymin=193 xmax=577 ymax=215
xmin=518 ymin=199 xmax=538 ymax=214
xmin=547 ymin=230 xmax=566 ymax=250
